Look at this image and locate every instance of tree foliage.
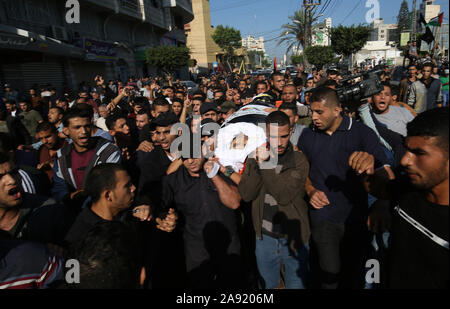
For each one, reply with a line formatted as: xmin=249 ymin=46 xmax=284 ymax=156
xmin=247 ymin=50 xmax=265 ymax=69
xmin=291 ymin=54 xmax=304 ymax=65
xmin=330 ymin=25 xmax=370 ymax=56
xmin=277 ymin=8 xmax=320 ymax=54
xmin=397 ymin=0 xmax=410 ymax=33
xmin=146 ymin=45 xmax=190 ymax=75
xmin=261 ymin=58 xmax=271 ymax=68
xmin=304 ymin=46 xmax=334 ymax=69
xmin=212 ymin=25 xmax=242 ymax=64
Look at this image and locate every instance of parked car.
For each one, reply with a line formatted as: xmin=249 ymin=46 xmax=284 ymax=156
xmin=252 ymin=70 xmax=272 ymax=80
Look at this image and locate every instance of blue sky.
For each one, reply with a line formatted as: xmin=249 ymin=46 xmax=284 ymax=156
xmin=209 ymin=0 xmax=449 ymax=60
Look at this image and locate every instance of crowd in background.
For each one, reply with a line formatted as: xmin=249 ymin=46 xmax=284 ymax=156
xmin=0 ymin=51 xmax=448 ymax=289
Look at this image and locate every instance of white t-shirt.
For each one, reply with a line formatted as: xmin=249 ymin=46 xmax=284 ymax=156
xmin=140 ymin=88 xmax=151 ymax=98
xmin=96 ymin=117 xmax=108 ymax=132
xmin=373 ymin=105 xmax=415 ymax=137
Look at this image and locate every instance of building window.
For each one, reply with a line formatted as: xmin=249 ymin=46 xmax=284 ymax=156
xmin=174 ymin=15 xmax=183 ymax=29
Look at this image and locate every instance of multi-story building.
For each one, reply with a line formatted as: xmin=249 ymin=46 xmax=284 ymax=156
xmin=242 ymin=35 xmax=265 ymax=53
xmin=369 ymin=18 xmax=398 ymax=42
xmin=312 ymin=17 xmax=332 ymax=47
xmin=417 ymin=0 xmax=444 ymax=52
xmin=0 ymin=0 xmax=193 ymax=93
xmin=419 ymin=0 xmax=441 ymax=31
xmin=355 ymin=19 xmax=401 ymax=67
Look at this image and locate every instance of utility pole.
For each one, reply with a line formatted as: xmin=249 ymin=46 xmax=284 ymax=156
xmin=303 ymin=0 xmax=321 ymax=47
xmin=412 ymin=0 xmax=417 ymax=41
xmin=303 ymin=0 xmax=321 ymax=70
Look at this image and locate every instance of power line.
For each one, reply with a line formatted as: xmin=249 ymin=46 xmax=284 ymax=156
xmin=246 ymin=28 xmax=282 ymax=37
xmin=210 ymin=0 xmax=261 ymax=13
xmin=210 ymin=0 xmax=290 ymax=13
xmin=324 ymin=0 xmax=341 ymax=18
xmin=318 ymin=0 xmax=332 ymax=16
xmin=329 ymin=0 xmax=343 ymax=19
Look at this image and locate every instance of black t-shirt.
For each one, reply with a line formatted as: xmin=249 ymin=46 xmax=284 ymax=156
xmin=7 ymin=193 xmax=81 ymax=246
xmin=136 ymin=146 xmax=172 ymax=207
xmin=161 ymin=166 xmax=240 ymax=271
xmin=64 ymin=206 xmax=108 ymax=245
xmin=265 ymin=90 xmax=281 ymax=101
xmin=388 ymin=178 xmax=449 ymax=288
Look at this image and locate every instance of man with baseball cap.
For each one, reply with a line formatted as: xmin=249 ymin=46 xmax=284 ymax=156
xmin=200 ymin=102 xmax=219 ymax=123
xmin=2 ymin=84 xmax=19 ymax=107
xmin=218 ymin=101 xmax=236 ymax=124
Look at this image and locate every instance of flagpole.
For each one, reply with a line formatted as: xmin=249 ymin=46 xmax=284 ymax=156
xmin=429 ymin=26 xmax=437 ymax=54
xmin=433 ymin=26 xmax=442 ymax=58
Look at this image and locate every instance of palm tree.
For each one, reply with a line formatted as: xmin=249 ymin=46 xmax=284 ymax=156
xmin=277 ymin=8 xmax=320 ymax=66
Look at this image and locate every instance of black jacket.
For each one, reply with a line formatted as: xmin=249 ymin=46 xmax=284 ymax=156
xmin=6 ymin=115 xmax=32 ymax=146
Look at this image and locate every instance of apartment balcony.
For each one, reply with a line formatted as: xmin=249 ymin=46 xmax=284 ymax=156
xmin=82 ymin=0 xmax=143 ymax=21
xmin=82 ymin=0 xmax=118 ymax=11
xmin=119 ymin=0 xmax=144 ymax=20
xmin=162 ymin=0 xmax=194 ymax=24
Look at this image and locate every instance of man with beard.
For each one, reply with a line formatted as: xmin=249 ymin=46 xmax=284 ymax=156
xmin=47 ymin=107 xmax=64 ymax=133
xmin=408 ymin=62 xmax=442 ymax=113
xmin=136 ymin=112 xmax=184 ymax=288
xmin=390 ymin=107 xmax=448 ymax=288
xmin=36 ymin=122 xmax=67 ymax=182
xmin=160 ymin=136 xmax=243 ymax=288
xmin=298 ymin=86 xmax=392 ymax=289
xmin=421 ymin=63 xmax=442 ymax=110
xmin=255 ymin=81 xmax=268 ymax=95
xmin=266 ymin=73 xmax=286 ymax=101
xmin=369 ymin=107 xmax=448 ymax=288
xmin=52 ymin=106 xmax=121 ymax=203
xmin=136 ymin=112 xmax=178 ymax=206
xmin=239 ymin=111 xmax=310 ymax=289
xmin=399 ymin=64 xmax=418 ymax=104
xmin=64 ymin=163 xmax=154 ymax=245
xmin=0 ymin=152 xmax=78 ymax=245
xmin=238 ymin=80 xmax=253 ymax=99
xmin=218 ymin=101 xmax=236 ymax=125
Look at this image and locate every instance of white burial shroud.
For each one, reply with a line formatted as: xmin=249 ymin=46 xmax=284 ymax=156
xmin=215 ymin=122 xmax=267 ymax=173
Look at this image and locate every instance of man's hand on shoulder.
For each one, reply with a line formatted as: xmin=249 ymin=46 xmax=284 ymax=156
xmin=349 ymin=151 xmax=374 ymax=175
xmin=137 ymin=140 xmax=154 ymax=153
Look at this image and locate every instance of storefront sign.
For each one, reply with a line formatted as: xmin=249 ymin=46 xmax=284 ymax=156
xmin=0 ymin=33 xmax=30 ymax=47
xmin=85 ymin=39 xmax=117 ymax=61
xmin=74 ymin=38 xmax=117 ymax=61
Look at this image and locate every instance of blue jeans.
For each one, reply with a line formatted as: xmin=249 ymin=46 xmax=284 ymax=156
xmin=255 ymin=234 xmax=309 ymax=289
xmin=442 ymin=90 xmax=449 ymax=107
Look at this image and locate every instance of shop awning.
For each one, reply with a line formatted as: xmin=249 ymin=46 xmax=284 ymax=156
xmin=0 ymin=24 xmax=86 ymax=59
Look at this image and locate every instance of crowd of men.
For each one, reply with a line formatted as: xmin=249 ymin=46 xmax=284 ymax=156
xmin=0 ymin=53 xmax=448 ymax=289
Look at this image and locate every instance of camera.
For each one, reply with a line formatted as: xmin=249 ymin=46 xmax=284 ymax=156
xmin=336 ymin=69 xmax=384 ymax=111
